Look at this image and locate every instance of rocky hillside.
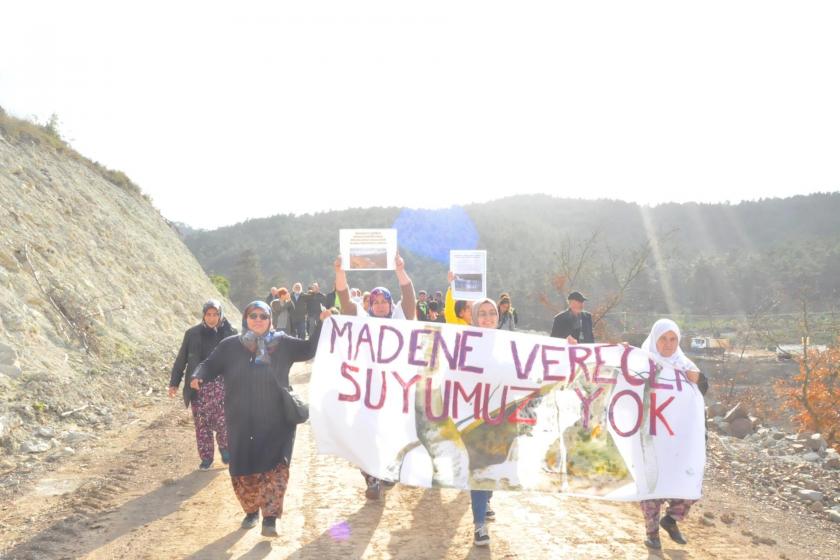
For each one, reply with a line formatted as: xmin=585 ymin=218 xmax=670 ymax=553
xmin=0 ymin=113 xmax=235 ymax=485
xmin=705 ymin=401 xmax=840 ymax=527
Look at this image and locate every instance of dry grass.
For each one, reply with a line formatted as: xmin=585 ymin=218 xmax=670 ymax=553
xmin=0 ymin=106 xmax=144 ymax=197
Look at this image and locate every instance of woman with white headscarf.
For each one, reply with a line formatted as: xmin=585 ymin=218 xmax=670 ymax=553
xmin=638 ymin=318 xmax=708 ymax=551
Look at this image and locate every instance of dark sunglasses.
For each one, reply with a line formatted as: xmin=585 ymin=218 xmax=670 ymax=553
xmin=248 ymin=313 xmax=270 ymax=320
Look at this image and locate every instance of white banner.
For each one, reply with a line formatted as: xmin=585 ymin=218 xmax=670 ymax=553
xmin=311 ymin=316 xmax=706 ymax=500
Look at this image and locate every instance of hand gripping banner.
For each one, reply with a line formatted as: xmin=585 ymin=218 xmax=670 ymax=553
xmin=311 ymin=316 xmax=705 ymax=501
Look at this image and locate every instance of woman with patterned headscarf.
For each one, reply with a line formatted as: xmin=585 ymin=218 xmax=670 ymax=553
xmin=168 ymin=300 xmax=237 ymax=470
xmin=332 ymin=253 xmax=417 ymax=500
xmin=191 ymin=300 xmax=330 ymax=537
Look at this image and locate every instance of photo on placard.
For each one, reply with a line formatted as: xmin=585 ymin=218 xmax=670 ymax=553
xmin=452 ymin=273 xmax=483 ymax=294
xmin=349 ymin=247 xmax=388 ymax=269
xmin=340 ymin=228 xmax=397 ymax=270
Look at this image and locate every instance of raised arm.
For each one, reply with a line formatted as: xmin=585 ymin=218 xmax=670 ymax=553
xmin=395 ymin=252 xmax=416 ymax=320
xmin=334 ymin=256 xmax=358 ymax=316
xmin=444 ymin=272 xmax=459 ymax=324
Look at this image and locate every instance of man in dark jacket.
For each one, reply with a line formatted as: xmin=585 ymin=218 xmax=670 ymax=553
xmin=305 ymin=282 xmax=329 ymax=338
xmin=550 ymin=291 xmax=594 ymax=343
xmin=290 ymin=282 xmax=308 ymax=339
xmin=168 ymin=300 xmax=237 ymax=470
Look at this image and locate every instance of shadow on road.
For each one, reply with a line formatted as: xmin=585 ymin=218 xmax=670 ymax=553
xmin=184 ymin=527 xmax=248 ymax=560
xmin=387 ymin=488 xmax=471 ymax=559
xmin=3 ymin=469 xmax=219 ymax=560
xmin=237 ymin=539 xmax=273 ymax=559
xmin=285 ymin=499 xmax=386 ymax=559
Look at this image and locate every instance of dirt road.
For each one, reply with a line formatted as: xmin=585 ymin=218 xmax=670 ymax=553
xmin=1 ymin=363 xmax=836 ymax=559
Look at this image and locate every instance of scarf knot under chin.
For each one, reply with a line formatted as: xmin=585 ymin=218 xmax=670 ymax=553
xmin=239 ymin=330 xmax=284 ymax=365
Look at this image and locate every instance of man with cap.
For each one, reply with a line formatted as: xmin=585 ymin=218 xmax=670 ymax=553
xmin=169 ymin=299 xmax=237 ymax=470
xmin=550 ymin=291 xmax=594 ymax=344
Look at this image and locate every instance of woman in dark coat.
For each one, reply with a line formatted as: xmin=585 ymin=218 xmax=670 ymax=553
xmin=168 ymin=300 xmax=236 ymax=470
xmin=191 ymin=300 xmax=328 ymax=537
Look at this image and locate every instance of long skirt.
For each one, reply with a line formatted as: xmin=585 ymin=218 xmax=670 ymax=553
xmin=640 ymin=499 xmax=696 ymax=535
xmin=231 ymin=462 xmax=290 ymax=517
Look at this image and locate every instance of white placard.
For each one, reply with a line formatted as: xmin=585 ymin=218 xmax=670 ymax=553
xmin=340 ymin=229 xmax=397 ymax=271
xmin=450 ymin=250 xmax=487 ymax=300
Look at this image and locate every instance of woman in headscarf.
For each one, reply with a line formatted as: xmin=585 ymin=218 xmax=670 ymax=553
xmin=638 ymin=318 xmax=708 ymax=551
xmin=334 ymin=253 xmax=416 ymax=320
xmin=497 ymin=293 xmax=517 ymax=331
xmin=468 ymin=297 xmax=500 ymax=547
xmin=190 ymin=300 xmax=330 ymax=537
xmin=333 ymin=253 xmax=416 ymax=500
xmin=168 ymin=300 xmax=237 ymax=470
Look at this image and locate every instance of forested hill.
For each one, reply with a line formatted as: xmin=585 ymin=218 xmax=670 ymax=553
xmin=182 ymin=193 xmax=840 ymax=333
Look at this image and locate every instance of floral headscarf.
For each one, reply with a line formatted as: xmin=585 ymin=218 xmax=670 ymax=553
xmin=239 ymin=301 xmax=284 ymax=365
xmin=368 ymin=287 xmax=393 ymax=318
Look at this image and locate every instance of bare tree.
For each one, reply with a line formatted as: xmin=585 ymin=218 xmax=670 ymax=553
xmin=540 ymin=230 xmax=655 ymax=341
xmin=591 ymin=241 xmax=654 ymax=329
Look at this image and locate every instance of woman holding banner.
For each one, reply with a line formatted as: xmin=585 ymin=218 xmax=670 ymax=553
xmin=334 ymin=253 xmax=416 ymax=500
xmin=638 ymin=318 xmax=708 ymax=551
xmin=191 ymin=301 xmax=329 ymax=537
xmin=468 ymin=297 xmax=502 ymax=546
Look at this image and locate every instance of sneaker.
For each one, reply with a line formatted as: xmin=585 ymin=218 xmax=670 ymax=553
xmin=261 ymin=516 xmax=278 ymax=537
xmin=473 ymin=524 xmax=490 ymax=547
xmin=365 ymin=479 xmax=382 ymax=500
xmin=199 ymin=458 xmax=213 ymax=470
xmin=485 ymin=508 xmax=496 ymax=521
xmin=220 ymin=448 xmax=231 ymax=465
xmin=644 ymin=533 xmax=662 ymax=550
xmin=660 ymin=515 xmax=687 ymax=544
xmin=241 ymin=512 xmax=259 ymax=530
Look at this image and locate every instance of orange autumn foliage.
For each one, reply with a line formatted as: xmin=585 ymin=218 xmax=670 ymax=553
xmin=775 ymin=342 xmax=840 ymax=452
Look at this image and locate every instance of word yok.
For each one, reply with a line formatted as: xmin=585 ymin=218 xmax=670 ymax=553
xmin=327 ymin=318 xmax=692 ymax=437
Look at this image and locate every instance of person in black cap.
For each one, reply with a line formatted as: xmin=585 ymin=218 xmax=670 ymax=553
xmin=549 ymin=291 xmax=594 ymax=343
xmin=168 ymin=299 xmax=237 ymax=470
